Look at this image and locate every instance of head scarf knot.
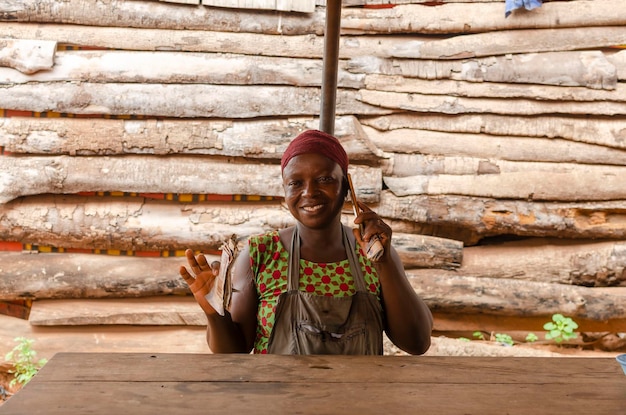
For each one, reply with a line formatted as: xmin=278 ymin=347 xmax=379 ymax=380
xmin=280 ymin=130 xmax=349 ymax=175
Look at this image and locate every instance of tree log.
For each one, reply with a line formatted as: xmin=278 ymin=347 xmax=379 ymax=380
xmin=408 ymin=273 xmax=626 ymax=321
xmin=383 ymin=169 xmax=626 ymax=201
xmin=358 ymin=89 xmax=626 ymax=116
xmin=0 ymin=115 xmax=386 ymax=162
xmin=411 ymin=238 xmax=626 ymax=287
xmin=374 ymin=191 xmax=626 ymax=244
xmin=607 ymin=50 xmax=626 ymax=80
xmin=0 ymin=38 xmax=56 ymax=74
xmin=3 ymin=192 xmax=626 ymax=250
xmin=4 ymin=0 xmax=623 ymax=36
xmin=0 ymin=0 xmax=325 ymax=35
xmin=0 ymin=83 xmax=389 ymax=118
xmin=0 ymin=234 xmax=461 ymax=300
xmin=362 ymin=125 xmax=626 ymax=167
xmin=361 ymin=72 xmax=624 ymax=100
xmin=340 ymin=1 xmax=626 ymax=34
xmin=0 ymin=50 xmax=364 ymax=89
xmin=0 ymin=155 xmax=381 ymax=204
xmin=361 ymin=113 xmax=626 ymax=151
xmin=3 ymin=23 xmax=623 ymax=60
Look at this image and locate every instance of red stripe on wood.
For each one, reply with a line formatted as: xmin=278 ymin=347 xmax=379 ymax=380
xmin=0 ymin=241 xmax=23 ymax=251
xmin=0 ymin=300 xmax=32 ymax=320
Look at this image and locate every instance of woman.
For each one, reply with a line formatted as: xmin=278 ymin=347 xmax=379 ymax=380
xmin=180 ymin=130 xmax=432 ymax=354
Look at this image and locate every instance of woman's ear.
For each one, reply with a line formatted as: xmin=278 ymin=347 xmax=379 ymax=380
xmin=342 ymin=176 xmax=349 ymax=199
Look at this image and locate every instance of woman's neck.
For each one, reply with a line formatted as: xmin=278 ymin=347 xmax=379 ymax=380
xmin=296 ymin=219 xmax=347 ymax=263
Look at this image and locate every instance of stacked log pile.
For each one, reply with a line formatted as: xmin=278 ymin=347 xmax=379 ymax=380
xmin=1 ymin=0 xmax=625 ymax=357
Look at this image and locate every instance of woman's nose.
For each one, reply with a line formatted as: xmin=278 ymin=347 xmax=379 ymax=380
xmin=302 ymin=181 xmax=319 ymax=196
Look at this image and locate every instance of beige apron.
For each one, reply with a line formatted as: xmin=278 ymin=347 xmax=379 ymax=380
xmin=267 ymin=225 xmax=384 ymax=355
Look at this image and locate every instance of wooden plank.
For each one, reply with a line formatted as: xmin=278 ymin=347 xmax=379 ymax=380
xmin=6 ymin=380 xmax=623 ymax=414
xmin=28 ymin=297 xmax=206 ymax=326
xmin=362 ymin=125 xmax=626 ymax=167
xmin=202 ymin=0 xmax=315 ymax=12
xmin=361 ymin=113 xmax=626 ymax=151
xmin=0 ymin=115 xmax=384 ymax=163
xmin=0 ymin=156 xmax=382 ymax=204
xmin=358 ymin=89 xmax=626 ymax=116
xmin=30 ymin=353 xmax=625 ymax=384
xmin=0 ymin=50 xmax=364 ymax=89
xmin=0 ymin=83 xmax=389 ymax=118
xmin=607 ymin=50 xmax=626 ymax=80
xmin=0 ymin=38 xmax=56 ymax=74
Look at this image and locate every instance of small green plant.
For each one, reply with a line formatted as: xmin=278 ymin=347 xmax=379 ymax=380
xmin=525 ymin=332 xmax=539 ymax=343
xmin=472 ymin=331 xmax=485 ymax=340
xmin=5 ymin=337 xmax=47 ymax=387
xmin=494 ymin=333 xmax=514 ymax=346
xmin=458 ymin=337 xmax=471 ymax=342
xmin=543 ymin=314 xmax=578 ymax=343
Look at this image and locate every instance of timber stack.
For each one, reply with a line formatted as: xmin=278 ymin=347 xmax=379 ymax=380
xmin=0 ymin=0 xmax=625 ymax=357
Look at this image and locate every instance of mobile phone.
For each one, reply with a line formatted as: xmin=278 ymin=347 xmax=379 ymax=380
xmin=347 ymin=173 xmax=384 ymax=262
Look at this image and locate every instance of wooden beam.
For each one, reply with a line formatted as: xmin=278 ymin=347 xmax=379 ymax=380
xmin=0 ymin=38 xmax=56 ymax=74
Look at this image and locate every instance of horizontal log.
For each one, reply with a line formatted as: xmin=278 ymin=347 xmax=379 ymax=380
xmin=356 ymin=50 xmax=619 ymax=90
xmin=4 ymin=23 xmax=623 ymax=61
xmin=341 ymin=0 xmax=626 ymax=35
xmin=202 ymin=0 xmax=315 ymax=12
xmin=412 ymin=239 xmax=626 ymax=287
xmin=374 ymin=191 xmax=626 ymax=244
xmin=0 ymin=235 xmax=461 ymax=299
xmin=361 ymin=113 xmax=626 ymax=151
xmin=358 ymin=89 xmax=626 ymax=116
xmin=0 ymin=50 xmax=364 ymax=89
xmin=0 ymin=0 xmax=325 ymax=35
xmin=607 ymin=50 xmax=626 ymax=80
xmin=0 ymin=155 xmax=382 ymax=204
xmin=408 ymin=273 xmax=626 ymax=321
xmin=0 ymin=38 xmax=56 ymax=74
xmin=4 ymin=0 xmax=623 ymax=36
xmin=362 ymin=73 xmax=625 ymax=101
xmin=0 ymin=115 xmax=386 ymax=162
xmin=4 ymin=192 xmax=626 ymax=250
xmin=0 ymin=83 xmax=389 ymax=118
xmin=362 ymin=125 xmax=626 ymax=167
xmin=383 ymin=170 xmax=626 ymax=201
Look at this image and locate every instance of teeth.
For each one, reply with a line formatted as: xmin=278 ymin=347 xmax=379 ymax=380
xmin=303 ymin=205 xmax=323 ymax=212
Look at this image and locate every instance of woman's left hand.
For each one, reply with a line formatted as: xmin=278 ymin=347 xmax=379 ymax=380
xmin=352 ymin=201 xmax=392 ymax=262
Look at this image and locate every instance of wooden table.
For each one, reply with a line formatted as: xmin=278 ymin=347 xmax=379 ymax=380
xmin=1 ymin=353 xmax=624 ymax=414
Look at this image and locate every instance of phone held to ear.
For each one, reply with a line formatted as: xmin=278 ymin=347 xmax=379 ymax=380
xmin=347 ymin=173 xmax=385 ymax=262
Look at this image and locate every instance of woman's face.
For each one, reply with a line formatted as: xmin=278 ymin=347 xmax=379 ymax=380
xmin=282 ymin=153 xmax=346 ymax=230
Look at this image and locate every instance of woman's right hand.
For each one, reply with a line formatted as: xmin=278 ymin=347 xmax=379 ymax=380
xmin=179 ymin=249 xmax=221 ymax=316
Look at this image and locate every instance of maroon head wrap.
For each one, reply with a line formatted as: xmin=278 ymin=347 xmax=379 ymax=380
xmin=280 ymin=130 xmax=349 ymax=175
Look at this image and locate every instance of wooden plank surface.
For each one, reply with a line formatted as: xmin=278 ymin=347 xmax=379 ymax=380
xmin=1 ymin=354 xmax=623 ymax=415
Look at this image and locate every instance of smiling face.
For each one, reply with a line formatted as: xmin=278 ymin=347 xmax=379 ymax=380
xmin=282 ymin=153 xmax=347 ymax=230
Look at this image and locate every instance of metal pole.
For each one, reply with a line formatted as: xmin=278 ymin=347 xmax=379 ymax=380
xmin=319 ymin=0 xmax=342 ymax=135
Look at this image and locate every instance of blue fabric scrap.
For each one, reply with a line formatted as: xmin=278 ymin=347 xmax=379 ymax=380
xmin=505 ymin=0 xmax=543 ymax=18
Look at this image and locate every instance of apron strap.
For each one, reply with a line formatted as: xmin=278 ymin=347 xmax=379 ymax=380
xmin=287 ymin=225 xmax=368 ymax=292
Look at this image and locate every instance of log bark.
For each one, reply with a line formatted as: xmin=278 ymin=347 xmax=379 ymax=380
xmin=201 ymin=0 xmax=315 ymax=12
xmin=411 ymin=239 xmax=626 ymax=287
xmin=0 ymin=0 xmax=325 ymax=35
xmin=0 ymin=83 xmax=389 ymax=118
xmin=4 ymin=0 xmax=623 ymax=35
xmin=360 ymin=113 xmax=626 ymax=151
xmin=374 ymin=191 xmax=626 ymax=244
xmin=0 ymin=50 xmax=364 ymax=89
xmin=340 ymin=1 xmax=626 ymax=34
xmin=362 ymin=73 xmax=624 ymax=100
xmin=3 ymin=192 xmax=626 ymax=251
xmin=0 ymin=115 xmax=386 ymax=162
xmin=383 ymin=169 xmax=626 ymax=201
xmin=4 ymin=23 xmax=623 ymax=60
xmin=362 ymin=125 xmax=626 ymax=167
xmin=358 ymin=89 xmax=626 ymax=116
xmin=0 ymin=38 xmax=56 ymax=74
xmin=0 ymin=235 xmax=461 ymax=300
xmin=0 ymin=155 xmax=381 ymax=204
xmin=607 ymin=50 xmax=626 ymax=80
xmin=408 ymin=273 xmax=626 ymax=321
